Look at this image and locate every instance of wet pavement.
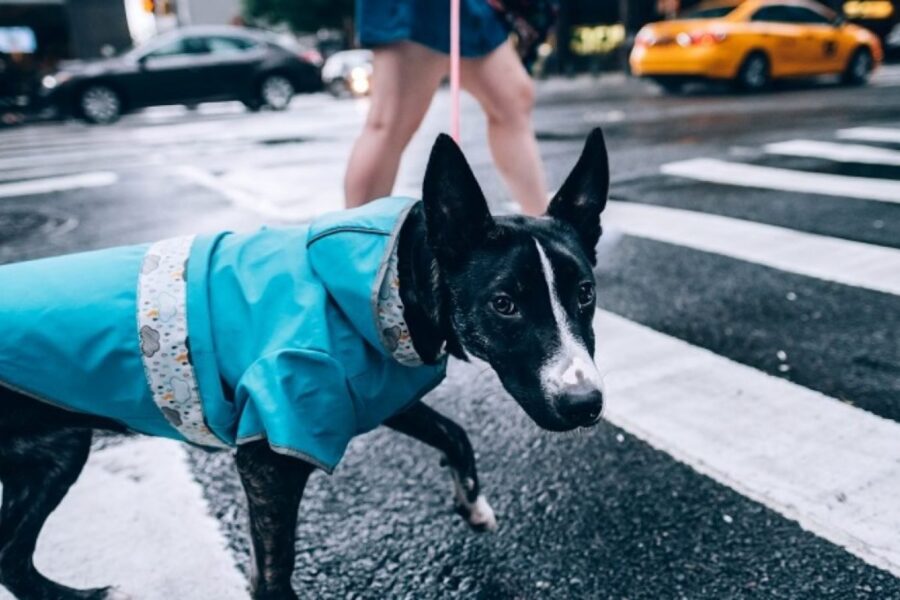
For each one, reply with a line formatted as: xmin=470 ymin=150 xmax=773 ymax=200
xmin=1 ymin=66 xmax=900 ymax=599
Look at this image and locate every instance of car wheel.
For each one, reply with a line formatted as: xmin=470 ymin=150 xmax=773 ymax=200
xmin=242 ymin=98 xmax=262 ymax=112
xmin=327 ymin=79 xmax=348 ymax=98
xmin=842 ymin=47 xmax=873 ymax=86
xmin=735 ymin=52 xmax=770 ymax=92
xmin=259 ymin=74 xmax=294 ymax=111
xmin=78 ymin=84 xmax=121 ymax=124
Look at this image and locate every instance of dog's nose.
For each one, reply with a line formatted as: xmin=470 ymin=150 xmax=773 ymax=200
xmin=558 ymin=389 xmax=604 ymax=427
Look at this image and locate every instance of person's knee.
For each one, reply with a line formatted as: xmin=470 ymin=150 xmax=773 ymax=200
xmin=484 ymin=76 xmax=535 ymax=127
xmin=363 ymin=108 xmax=421 ymax=145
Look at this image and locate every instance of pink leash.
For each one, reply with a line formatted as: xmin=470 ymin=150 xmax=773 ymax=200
xmin=450 ymin=0 xmax=461 ymax=142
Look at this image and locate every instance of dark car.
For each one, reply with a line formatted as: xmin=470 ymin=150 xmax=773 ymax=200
xmin=38 ymin=26 xmax=323 ymax=124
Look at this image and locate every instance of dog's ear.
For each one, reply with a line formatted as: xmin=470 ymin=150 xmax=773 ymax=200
xmin=546 ymin=128 xmax=609 ymax=264
xmin=422 ymin=134 xmax=495 ymax=267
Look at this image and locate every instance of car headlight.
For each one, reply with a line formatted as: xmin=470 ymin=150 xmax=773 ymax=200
xmin=42 ymin=72 xmax=72 ymax=89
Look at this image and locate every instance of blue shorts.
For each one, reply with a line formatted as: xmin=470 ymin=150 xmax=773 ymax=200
xmin=356 ymin=0 xmax=509 ymax=58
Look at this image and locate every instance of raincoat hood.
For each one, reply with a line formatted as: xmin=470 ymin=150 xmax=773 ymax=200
xmin=307 ymin=196 xmax=416 ymax=361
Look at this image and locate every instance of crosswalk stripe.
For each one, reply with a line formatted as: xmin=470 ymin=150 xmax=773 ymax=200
xmin=0 ymin=147 xmax=147 ymax=171
xmin=606 ymin=201 xmax=900 ymax=295
xmin=837 ymin=127 xmax=900 ymax=144
xmin=0 ymin=172 xmax=118 ymax=199
xmin=596 ymin=310 xmax=900 ymax=578
xmin=764 ymin=139 xmax=900 ymax=166
xmin=661 ymin=158 xmax=900 ymax=204
xmin=0 ymin=438 xmax=246 ymax=600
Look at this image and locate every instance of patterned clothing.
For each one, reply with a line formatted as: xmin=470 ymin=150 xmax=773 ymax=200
xmin=0 ymin=197 xmax=446 ymax=472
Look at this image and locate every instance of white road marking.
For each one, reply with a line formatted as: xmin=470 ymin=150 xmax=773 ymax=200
xmin=837 ymin=127 xmax=900 ymax=144
xmin=872 ymin=65 xmax=900 ymax=87
xmin=660 ymin=158 xmax=900 ymax=204
xmin=764 ymin=139 xmax=900 ymax=166
xmin=595 ymin=310 xmax=900 ymax=578
xmin=176 ymin=165 xmax=343 ymax=222
xmin=0 ymin=172 xmax=117 ymax=199
xmin=605 ymin=201 xmax=900 ymax=296
xmin=534 ymin=240 xmax=603 ymax=397
xmin=0 ymin=438 xmax=246 ymax=600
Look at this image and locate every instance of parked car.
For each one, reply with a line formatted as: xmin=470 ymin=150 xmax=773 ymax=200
xmin=37 ymin=26 xmax=323 ymax=124
xmin=321 ymin=49 xmax=373 ymax=97
xmin=630 ymin=0 xmax=884 ymax=93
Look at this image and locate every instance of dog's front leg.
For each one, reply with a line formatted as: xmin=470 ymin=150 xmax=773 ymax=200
xmin=235 ymin=440 xmax=315 ymax=600
xmin=385 ymin=401 xmax=497 ymax=531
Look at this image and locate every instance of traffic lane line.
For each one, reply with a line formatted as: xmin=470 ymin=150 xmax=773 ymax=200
xmin=764 ymin=139 xmax=900 ymax=166
xmin=611 ymin=175 xmax=900 ymax=250
xmin=0 ymin=172 xmax=118 ymax=199
xmin=661 ymin=158 xmax=900 ymax=204
xmin=0 ymin=438 xmax=247 ymax=600
xmin=595 ymin=309 xmax=900 ymax=578
xmin=605 ymin=200 xmax=900 ymax=296
xmin=837 ymin=127 xmax=900 ymax=144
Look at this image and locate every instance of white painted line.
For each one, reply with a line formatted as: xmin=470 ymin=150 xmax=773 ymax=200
xmin=0 ymin=438 xmax=247 ymax=600
xmin=837 ymin=127 xmax=900 ymax=144
xmin=661 ymin=158 xmax=900 ymax=204
xmin=177 ymin=165 xmax=343 ymax=222
xmin=765 ymin=139 xmax=900 ymax=166
xmin=606 ymin=201 xmax=900 ymax=296
xmin=595 ymin=310 xmax=900 ymax=578
xmin=0 ymin=172 xmax=117 ymax=199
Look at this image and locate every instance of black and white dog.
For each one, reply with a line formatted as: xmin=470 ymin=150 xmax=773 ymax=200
xmin=0 ymin=129 xmax=609 ymax=600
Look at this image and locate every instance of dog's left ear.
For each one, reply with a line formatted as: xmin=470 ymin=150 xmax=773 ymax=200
xmin=422 ymin=133 xmax=495 ymax=267
xmin=546 ymin=128 xmax=610 ymax=263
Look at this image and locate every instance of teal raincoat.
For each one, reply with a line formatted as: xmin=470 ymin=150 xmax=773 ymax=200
xmin=0 ymin=197 xmax=446 ymax=472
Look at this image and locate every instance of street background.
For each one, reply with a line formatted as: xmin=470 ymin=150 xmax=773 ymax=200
xmin=1 ymin=61 xmax=899 ymax=598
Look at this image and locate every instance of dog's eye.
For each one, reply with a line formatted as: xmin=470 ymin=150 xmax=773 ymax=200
xmin=491 ymin=294 xmax=518 ymax=316
xmin=578 ymin=283 xmax=595 ymax=307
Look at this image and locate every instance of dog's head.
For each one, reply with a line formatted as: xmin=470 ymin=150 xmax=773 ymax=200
xmin=422 ymin=128 xmax=608 ymax=431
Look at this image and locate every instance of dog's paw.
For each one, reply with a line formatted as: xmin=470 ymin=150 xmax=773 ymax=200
xmin=455 ymin=494 xmax=498 ymax=532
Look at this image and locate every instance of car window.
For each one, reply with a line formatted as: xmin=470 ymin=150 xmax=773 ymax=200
xmin=145 ymin=39 xmax=185 ymax=58
xmin=182 ymin=37 xmax=209 ymax=54
xmin=680 ymin=6 xmax=736 ymax=19
xmin=751 ymin=4 xmax=834 ymax=23
xmin=145 ymin=36 xmax=208 ymax=58
xmin=206 ymin=36 xmax=255 ymax=55
xmin=786 ymin=6 xmax=832 ymax=24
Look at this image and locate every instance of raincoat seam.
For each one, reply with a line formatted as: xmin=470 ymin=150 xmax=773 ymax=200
xmin=306 ymin=226 xmax=391 ymax=247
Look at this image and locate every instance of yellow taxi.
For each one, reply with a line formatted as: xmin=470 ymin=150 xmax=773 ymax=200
xmin=629 ymin=0 xmax=884 ymax=92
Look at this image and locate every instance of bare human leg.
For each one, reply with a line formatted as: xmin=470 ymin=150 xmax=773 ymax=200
xmin=344 ymin=42 xmax=449 ymax=208
xmin=461 ymin=42 xmax=549 ymax=215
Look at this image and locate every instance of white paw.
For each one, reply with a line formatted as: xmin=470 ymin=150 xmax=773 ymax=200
xmin=467 ymin=495 xmax=498 ymax=532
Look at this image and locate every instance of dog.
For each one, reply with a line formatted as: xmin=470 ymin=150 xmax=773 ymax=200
xmin=0 ymin=128 xmax=609 ymax=600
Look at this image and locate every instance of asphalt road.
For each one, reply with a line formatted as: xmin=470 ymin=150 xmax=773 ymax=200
xmin=1 ymin=66 xmax=899 ymax=599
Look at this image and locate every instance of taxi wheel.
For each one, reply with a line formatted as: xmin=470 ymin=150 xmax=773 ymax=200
xmin=842 ymin=48 xmax=873 ymax=86
xmin=735 ymin=52 xmax=770 ymax=92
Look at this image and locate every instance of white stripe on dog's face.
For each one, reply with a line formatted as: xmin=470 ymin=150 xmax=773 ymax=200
xmin=534 ymin=240 xmax=603 ymax=399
